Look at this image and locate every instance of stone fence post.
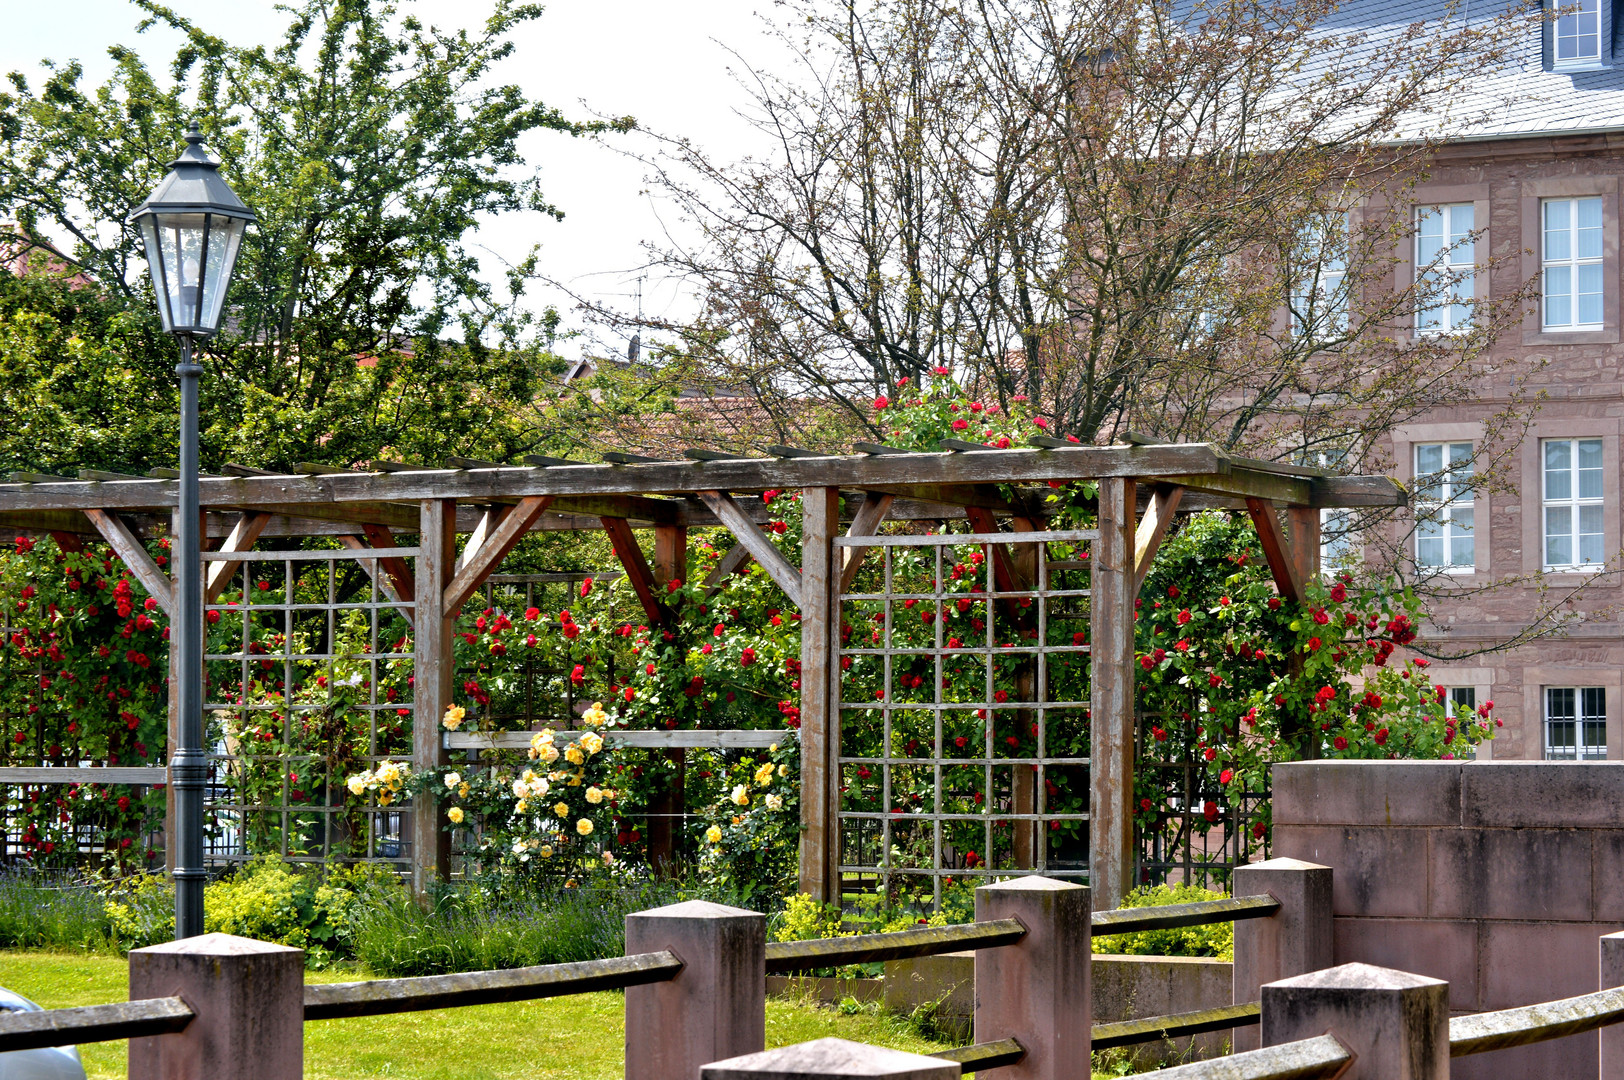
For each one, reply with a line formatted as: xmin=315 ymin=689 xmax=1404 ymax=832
xmin=127 ymin=932 xmax=304 ymax=1080
xmin=702 ymin=1037 xmax=957 ymax=1080
xmin=1232 ymin=856 xmax=1334 ymax=1051
xmin=1263 ymin=962 xmax=1450 ymax=1080
xmin=973 ymin=875 xmax=1090 ymax=1080
xmin=1601 ymin=932 xmax=1624 ymax=1080
xmin=626 ymin=899 xmax=766 ymax=1080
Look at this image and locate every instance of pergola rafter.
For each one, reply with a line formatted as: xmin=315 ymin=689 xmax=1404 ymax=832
xmin=0 ymin=443 xmax=1404 ymax=908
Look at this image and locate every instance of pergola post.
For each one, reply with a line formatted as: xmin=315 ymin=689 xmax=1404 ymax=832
xmin=651 ymin=524 xmax=688 ymax=872
xmin=1091 ymin=478 xmax=1136 ymax=911
xmin=411 ymin=499 xmax=457 ymax=899
xmin=798 ymin=487 xmax=841 ymax=903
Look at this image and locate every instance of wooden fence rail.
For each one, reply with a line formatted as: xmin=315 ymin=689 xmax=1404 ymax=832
xmin=763 ymin=919 xmax=1025 ymax=974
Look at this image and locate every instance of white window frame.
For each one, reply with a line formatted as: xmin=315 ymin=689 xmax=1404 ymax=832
xmin=1545 ymin=685 xmax=1607 ymax=760
xmin=1416 ymin=204 xmax=1477 ymax=334
xmin=1553 ymin=0 xmax=1604 ymax=69
xmin=1292 ymin=214 xmax=1350 ymax=340
xmin=1542 ymin=437 xmax=1606 ymax=570
xmin=1542 ymin=197 xmax=1605 ymax=331
xmin=1415 ymin=442 xmax=1475 ymax=571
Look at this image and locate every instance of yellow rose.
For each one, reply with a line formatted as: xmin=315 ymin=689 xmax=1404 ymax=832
xmin=515 ymin=799 xmax=529 ymax=814
xmin=346 ymin=774 xmax=368 ymax=796
xmin=585 ymin=786 xmax=604 ymax=804
xmin=754 ymin=762 xmax=775 ymax=786
xmin=566 ymin=747 xmax=584 ymax=765
xmin=444 ymin=771 xmax=462 ymax=789
xmin=705 ymin=825 xmax=723 ymax=843
xmin=731 ymin=784 xmax=750 ymax=807
xmin=778 ymin=764 xmax=790 ymax=778
xmin=554 ymin=802 xmax=570 ymax=818
xmin=379 ymin=792 xmax=393 ymax=806
xmin=539 ymin=845 xmax=553 ymax=858
xmin=581 ymin=732 xmax=604 ymax=754
xmin=768 ymin=743 xmax=779 ymax=753
xmin=582 ymin=702 xmax=608 ymax=727
xmin=766 ymin=794 xmax=784 ymax=811
xmin=576 ymin=818 xmax=594 ymax=836
xmin=447 ymin=806 xmax=465 ymax=824
xmin=458 ymin=782 xmax=470 ymax=798
xmin=540 ymin=745 xmax=560 ymax=763
xmin=442 ymin=704 xmax=466 ymax=730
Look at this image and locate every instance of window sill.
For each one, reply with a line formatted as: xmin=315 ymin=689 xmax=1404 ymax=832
xmin=1552 ymin=60 xmax=1609 ymax=73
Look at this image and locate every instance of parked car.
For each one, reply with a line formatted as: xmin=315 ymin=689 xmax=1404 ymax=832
xmin=0 ymin=988 xmax=85 ymax=1080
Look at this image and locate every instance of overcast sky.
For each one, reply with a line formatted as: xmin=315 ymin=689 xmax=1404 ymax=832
xmin=0 ymin=0 xmax=788 ymax=356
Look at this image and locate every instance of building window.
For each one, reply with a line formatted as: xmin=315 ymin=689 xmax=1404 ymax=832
xmin=1320 ymin=509 xmax=1358 ymax=572
xmin=1415 ymin=442 xmax=1474 ymax=570
xmin=1416 ymin=205 xmax=1476 ymax=333
xmin=1546 ymin=686 xmax=1606 ymax=760
xmin=1542 ymin=197 xmax=1604 ymax=331
xmin=1553 ymin=0 xmax=1604 ymax=68
xmin=1291 ymin=214 xmax=1349 ymax=339
xmin=1450 ymin=687 xmax=1479 ymax=758
xmin=1542 ymin=438 xmax=1605 ymax=569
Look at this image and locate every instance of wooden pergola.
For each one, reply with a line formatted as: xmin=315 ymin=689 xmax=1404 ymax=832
xmin=0 ymin=442 xmax=1402 ymax=909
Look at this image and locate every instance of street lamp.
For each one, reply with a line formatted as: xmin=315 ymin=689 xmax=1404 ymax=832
xmin=129 ymin=123 xmax=255 ymax=939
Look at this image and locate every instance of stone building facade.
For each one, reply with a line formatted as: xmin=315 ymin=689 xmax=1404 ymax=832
xmin=1365 ymin=0 xmax=1624 ymax=761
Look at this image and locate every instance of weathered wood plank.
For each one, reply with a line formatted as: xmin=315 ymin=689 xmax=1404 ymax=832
xmin=441 ymin=496 xmax=553 ymax=617
xmin=1152 ymin=469 xmax=1314 ymax=507
xmin=0 ymin=767 xmax=168 ymax=784
xmin=304 ymin=951 xmax=684 ymax=1020
xmin=336 ymin=536 xmax=416 ymax=627
xmin=445 ymin=729 xmax=788 ymax=750
xmin=1091 ymin=477 xmax=1136 ymax=912
xmin=83 ymin=510 xmax=174 ymax=615
xmin=1133 ymin=484 xmax=1184 ymax=592
xmin=1246 ymin=498 xmax=1305 ymax=605
xmin=1288 ymin=507 xmax=1322 ymax=586
xmin=697 ymin=490 xmax=803 ymax=608
xmin=702 ymin=543 xmax=754 ymax=594
xmin=412 ymin=500 xmax=457 ymax=898
xmin=650 ymin=524 xmax=688 ymax=873
xmin=203 ymin=512 xmax=272 ymax=603
xmin=1311 ymin=474 xmax=1406 ymax=508
xmin=799 ymin=487 xmax=840 ymax=903
xmin=602 ymin=516 xmax=667 ymax=625
xmin=0 ymin=996 xmax=193 ymax=1053
xmin=458 ymin=505 xmax=514 ymax=573
xmin=360 ymin=523 xmax=416 ymax=604
xmin=838 ymin=492 xmax=894 ymax=592
xmin=225 ymin=501 xmax=420 ymax=530
xmin=0 ymin=445 xmax=1227 ymax=511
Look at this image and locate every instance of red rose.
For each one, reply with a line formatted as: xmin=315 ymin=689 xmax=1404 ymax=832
xmin=1176 ymin=609 xmax=1191 ymax=625
xmin=740 ymin=648 xmax=756 ymax=666
xmin=1203 ymin=801 xmax=1220 ymax=822
xmin=1267 ymin=597 xmax=1281 ymax=610
xmin=623 ymin=687 xmax=635 ymax=702
xmin=1333 ymin=736 xmax=1349 ymax=750
xmin=579 ymin=577 xmax=594 ymax=597
xmin=873 ymin=395 xmax=889 ymax=410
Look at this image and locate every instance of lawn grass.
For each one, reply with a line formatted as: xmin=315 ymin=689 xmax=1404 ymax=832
xmin=0 ymin=951 xmax=961 ymax=1080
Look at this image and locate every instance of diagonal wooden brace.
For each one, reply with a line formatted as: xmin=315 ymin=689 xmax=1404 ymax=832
xmin=83 ymin=509 xmax=173 ymax=615
xmin=603 ymin=516 xmax=669 ymax=625
xmin=441 ymin=496 xmax=553 ymax=617
xmin=358 ymin=524 xmax=416 ymax=605
xmin=336 ymin=536 xmax=416 ymax=627
xmin=204 ymin=512 xmax=273 ymax=603
xmin=697 ymin=490 xmax=803 ymax=608
xmin=459 ymin=505 xmax=514 ymax=572
xmin=1246 ymin=497 xmax=1305 ymax=605
xmin=838 ymin=492 xmax=895 ymax=593
xmin=702 ymin=543 xmax=754 ymax=596
xmin=1133 ymin=484 xmax=1184 ymax=593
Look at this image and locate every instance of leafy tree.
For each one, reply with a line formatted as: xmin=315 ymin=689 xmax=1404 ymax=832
xmin=0 ymin=0 xmax=630 ymax=471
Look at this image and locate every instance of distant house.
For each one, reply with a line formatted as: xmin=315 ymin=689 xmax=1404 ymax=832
xmin=0 ymin=223 xmax=91 ymax=288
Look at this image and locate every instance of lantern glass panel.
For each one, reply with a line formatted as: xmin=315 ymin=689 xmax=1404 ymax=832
xmin=138 ymin=212 xmax=245 ymax=335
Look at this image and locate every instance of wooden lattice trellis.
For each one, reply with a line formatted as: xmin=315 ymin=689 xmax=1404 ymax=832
xmin=0 ymin=443 xmax=1401 ymax=908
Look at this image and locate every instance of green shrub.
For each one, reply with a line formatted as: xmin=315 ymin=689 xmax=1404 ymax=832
xmin=105 ymin=858 xmax=401 ymax=963
xmin=1091 ymin=883 xmax=1233 ymax=960
xmin=350 ymin=880 xmax=722 ymax=977
xmin=0 ymin=871 xmax=115 ymax=951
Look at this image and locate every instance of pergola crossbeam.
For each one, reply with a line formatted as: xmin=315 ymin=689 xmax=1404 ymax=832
xmin=83 ymin=509 xmax=173 ymax=615
xmin=441 ymin=496 xmax=553 ymax=617
xmin=204 ymin=512 xmax=272 ymax=603
xmin=697 ymin=490 xmax=803 ymax=607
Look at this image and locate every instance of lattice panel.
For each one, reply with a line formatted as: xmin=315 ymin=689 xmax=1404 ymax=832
xmin=203 ymin=546 xmax=416 ymax=866
xmin=835 ymin=528 xmax=1097 ymax=907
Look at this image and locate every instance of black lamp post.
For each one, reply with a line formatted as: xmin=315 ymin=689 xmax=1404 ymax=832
xmin=129 ymin=123 xmax=255 ymax=939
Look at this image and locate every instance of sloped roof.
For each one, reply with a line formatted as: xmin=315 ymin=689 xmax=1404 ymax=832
xmin=1325 ymin=0 xmax=1624 ymax=141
